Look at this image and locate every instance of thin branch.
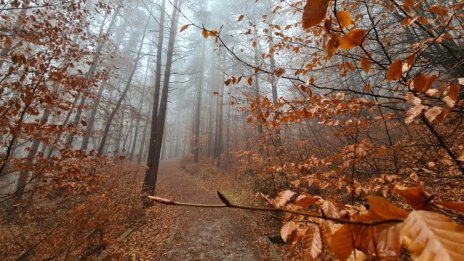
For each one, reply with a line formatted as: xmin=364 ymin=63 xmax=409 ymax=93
xmin=148 ymin=192 xmax=404 ymax=226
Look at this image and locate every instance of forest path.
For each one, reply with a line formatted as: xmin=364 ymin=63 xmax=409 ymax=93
xmin=149 ymin=160 xmax=268 ymax=261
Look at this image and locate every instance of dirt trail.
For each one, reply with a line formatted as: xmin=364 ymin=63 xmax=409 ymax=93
xmin=152 ymin=160 xmax=269 ymax=260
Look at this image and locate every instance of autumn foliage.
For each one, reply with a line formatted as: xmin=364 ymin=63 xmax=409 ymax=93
xmin=217 ymin=0 xmax=464 ymax=259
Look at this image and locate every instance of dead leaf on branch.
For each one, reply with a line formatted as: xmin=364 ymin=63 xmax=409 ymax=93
xmin=302 ymin=0 xmax=329 ymax=29
xmin=386 ymin=59 xmax=403 ymax=81
xmin=405 ymin=104 xmax=424 ymax=124
xmin=394 ymin=185 xmax=434 ymax=210
xmin=401 ymin=210 xmax=464 ymax=261
xmin=281 ymin=221 xmax=298 ymax=242
xmin=336 ymin=11 xmax=352 ymax=29
xmin=274 ymin=190 xmax=296 ymax=207
xmin=339 ymin=28 xmax=365 ymax=49
xmin=366 ymin=196 xmax=408 ymax=220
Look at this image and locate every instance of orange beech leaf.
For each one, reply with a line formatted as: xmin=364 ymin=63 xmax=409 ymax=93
xmin=336 ymin=11 xmax=352 ymax=29
xmin=405 ymin=104 xmax=424 ymax=124
xmin=202 ymin=29 xmax=209 ymax=38
xmin=425 ymin=106 xmax=444 ymax=122
xmin=401 ymin=210 xmax=464 ymax=260
xmin=318 ymin=200 xmax=340 ymax=218
xmin=367 ymin=196 xmax=408 ymax=219
xmin=325 ymin=34 xmax=339 ymax=59
xmin=360 ymin=57 xmax=371 ymax=72
xmin=370 ymin=224 xmax=403 ymax=259
xmin=302 ymin=0 xmax=329 ymax=29
xmin=296 ymin=194 xmax=320 ymax=208
xmin=413 ymin=74 xmax=437 ymax=92
xmin=237 ymin=14 xmax=244 ymax=22
xmin=393 ymin=185 xmax=433 ymax=210
xmin=275 ymin=67 xmax=285 ymax=77
xmin=281 ymin=221 xmax=298 ymax=242
xmin=339 ymin=28 xmax=365 ymax=49
xmin=386 ymin=59 xmax=402 ymax=81
xmin=247 ymin=76 xmax=253 ymax=86
xmin=430 ymin=5 xmax=448 ymax=16
xmin=274 ymin=190 xmax=295 ymax=207
xmin=448 ymin=83 xmax=460 ymax=101
xmin=303 ymin=225 xmax=322 ymax=260
xmin=413 ymin=73 xmax=427 ymax=92
xmin=329 ymin=225 xmax=355 ymax=261
xmin=435 ymin=201 xmax=464 ymax=213
xmin=179 ymin=24 xmax=189 ymax=32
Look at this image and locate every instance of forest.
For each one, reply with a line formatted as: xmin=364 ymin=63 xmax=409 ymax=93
xmin=1 ymin=0 xmax=464 ymax=260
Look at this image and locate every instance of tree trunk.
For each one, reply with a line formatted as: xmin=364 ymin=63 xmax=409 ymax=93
xmin=97 ymin=17 xmax=150 ymax=155
xmin=144 ymin=0 xmax=167 ymax=169
xmin=193 ymin=39 xmax=206 ymax=163
xmin=142 ymin=0 xmax=182 ymax=202
xmin=130 ymin=58 xmax=150 ymax=161
xmin=66 ymin=7 xmax=121 ymax=148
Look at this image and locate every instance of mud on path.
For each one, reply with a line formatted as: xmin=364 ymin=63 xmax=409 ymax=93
xmin=119 ymin=160 xmax=272 ymax=261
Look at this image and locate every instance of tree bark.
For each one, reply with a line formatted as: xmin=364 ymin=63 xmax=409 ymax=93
xmin=193 ymin=39 xmax=206 ymax=163
xmin=97 ymin=17 xmax=150 ymax=154
xmin=142 ymin=0 xmax=182 ymax=203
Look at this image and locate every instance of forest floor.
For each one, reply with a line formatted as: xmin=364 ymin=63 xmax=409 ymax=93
xmin=111 ymin=159 xmax=279 ymax=260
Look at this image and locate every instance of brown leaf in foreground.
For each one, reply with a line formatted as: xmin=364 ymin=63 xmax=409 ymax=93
xmin=302 ymin=0 xmax=329 ymax=29
xmin=401 ymin=210 xmax=464 ymax=261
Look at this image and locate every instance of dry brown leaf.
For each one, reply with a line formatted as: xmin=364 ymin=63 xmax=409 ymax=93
xmin=247 ymin=76 xmax=253 ymax=86
xmin=448 ymin=83 xmax=460 ymax=101
xmin=339 ymin=28 xmax=365 ymax=49
xmin=281 ymin=221 xmax=298 ymax=242
xmin=319 ymin=200 xmax=340 ymax=218
xmin=274 ymin=190 xmax=296 ymax=207
xmin=360 ymin=57 xmax=371 ymax=72
xmin=337 ymin=11 xmax=352 ymax=29
xmin=430 ymin=5 xmax=449 ymax=16
xmin=370 ymin=224 xmax=403 ymax=259
xmin=329 ymin=225 xmax=355 ymax=261
xmin=202 ymin=29 xmax=209 ymax=38
xmin=179 ymin=24 xmax=189 ymax=32
xmin=303 ymin=224 xmax=322 ymax=260
xmin=435 ymin=201 xmax=464 ymax=213
xmin=367 ymin=196 xmax=408 ymax=220
xmin=401 ymin=210 xmax=464 ymax=261
xmin=296 ymin=194 xmax=320 ymax=208
xmin=394 ymin=185 xmax=433 ymax=210
xmin=275 ymin=68 xmax=285 ymax=78
xmin=405 ymin=104 xmax=424 ymax=124
xmin=302 ymin=0 xmax=329 ymax=29
xmin=413 ymin=73 xmax=427 ymax=92
xmin=425 ymin=106 xmax=444 ymax=122
xmin=325 ymin=34 xmax=339 ymax=59
xmin=386 ymin=59 xmax=402 ymax=81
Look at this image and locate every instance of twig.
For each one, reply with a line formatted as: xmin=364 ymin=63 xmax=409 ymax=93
xmin=148 ymin=192 xmax=404 ymax=226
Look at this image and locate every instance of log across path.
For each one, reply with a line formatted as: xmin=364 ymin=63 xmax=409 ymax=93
xmin=145 ymin=160 xmax=269 ymax=260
